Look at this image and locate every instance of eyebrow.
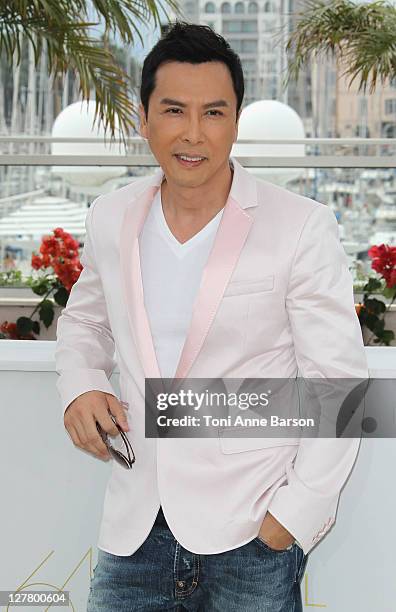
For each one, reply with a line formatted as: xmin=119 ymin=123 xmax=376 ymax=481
xmin=159 ymin=98 xmax=230 ymax=109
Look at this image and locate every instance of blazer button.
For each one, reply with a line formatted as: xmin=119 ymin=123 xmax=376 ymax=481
xmin=177 ymin=581 xmax=185 ymax=587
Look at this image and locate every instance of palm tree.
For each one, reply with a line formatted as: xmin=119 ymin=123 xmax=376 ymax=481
xmin=0 ymin=0 xmax=183 ymax=142
xmin=285 ymin=0 xmax=396 ymax=94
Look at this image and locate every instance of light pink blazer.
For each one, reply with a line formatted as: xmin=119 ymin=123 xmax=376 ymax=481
xmin=55 ymin=156 xmax=369 ymax=556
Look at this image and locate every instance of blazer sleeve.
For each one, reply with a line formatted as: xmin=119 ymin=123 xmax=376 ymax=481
xmin=266 ymin=203 xmax=369 ymax=555
xmin=54 ymin=197 xmax=118 ymax=416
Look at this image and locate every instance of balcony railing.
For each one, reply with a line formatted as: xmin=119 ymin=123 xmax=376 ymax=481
xmin=0 ymin=136 xmax=395 ymax=167
xmin=0 ymin=138 xmax=394 ymax=285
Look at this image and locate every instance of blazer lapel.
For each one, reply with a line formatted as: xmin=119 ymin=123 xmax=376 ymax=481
xmin=119 ymin=173 xmax=164 ymax=383
xmin=120 ymin=157 xmax=258 ymax=391
xmin=172 ymin=196 xmax=253 ymax=383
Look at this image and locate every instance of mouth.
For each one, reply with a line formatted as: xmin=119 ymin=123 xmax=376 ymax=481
xmin=174 ymin=154 xmax=207 ymax=168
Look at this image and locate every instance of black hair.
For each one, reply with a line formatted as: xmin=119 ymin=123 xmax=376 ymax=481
xmin=140 ymin=21 xmax=244 ymax=121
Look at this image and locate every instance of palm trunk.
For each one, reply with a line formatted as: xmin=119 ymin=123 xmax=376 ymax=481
xmin=0 ymin=64 xmax=8 ymax=135
xmin=38 ymin=49 xmax=47 ymax=144
xmin=26 ymin=39 xmax=36 ymax=189
xmin=62 ymin=70 xmax=69 ymax=109
xmin=10 ymin=57 xmax=21 ymax=140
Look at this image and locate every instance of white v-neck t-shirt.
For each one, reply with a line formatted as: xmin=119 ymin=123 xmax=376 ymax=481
xmin=139 ymin=183 xmax=224 ymax=379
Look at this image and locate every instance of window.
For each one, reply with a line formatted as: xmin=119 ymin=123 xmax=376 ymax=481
xmin=265 ymin=59 xmax=277 ymax=72
xmin=355 ymin=125 xmax=370 ymax=137
xmin=263 ymin=19 xmax=276 ymax=31
xmin=242 ymin=20 xmax=257 ymax=31
xmin=248 ymin=1 xmax=258 ymax=13
xmin=224 ymin=20 xmax=240 ymax=32
xmin=228 ymin=39 xmax=241 ymax=51
xmin=235 ymin=1 xmax=245 ymax=12
xmin=241 ymin=59 xmax=256 ymax=74
xmin=248 ymin=81 xmax=255 ymax=95
xmin=385 ymin=99 xmax=396 ymax=114
xmin=242 ymin=39 xmax=258 ymax=52
xmin=224 ymin=19 xmax=257 ymax=32
xmin=262 ymin=40 xmax=272 ymax=53
xmin=264 ymin=1 xmax=275 ymax=12
xmin=359 ymin=97 xmax=368 ymax=116
xmin=221 ymin=1 xmax=231 ymax=12
xmin=205 ymin=1 xmax=215 ymax=12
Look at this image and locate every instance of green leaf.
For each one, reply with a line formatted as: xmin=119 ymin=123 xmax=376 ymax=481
xmin=381 ymin=330 xmax=395 ymax=345
xmin=16 ymin=316 xmax=33 ymax=335
xmin=39 ymin=299 xmax=55 ymax=328
xmin=365 ymin=312 xmax=380 ymax=330
xmin=373 ymin=318 xmax=385 ymax=334
xmin=32 ymin=320 xmax=40 ymax=335
xmin=31 ymin=280 xmax=51 ymax=296
xmin=53 ymin=286 xmax=69 ymax=307
xmin=382 ymin=286 xmax=396 ymax=299
xmin=365 ymin=298 xmax=386 ymax=315
xmin=364 ymin=278 xmax=383 ymax=292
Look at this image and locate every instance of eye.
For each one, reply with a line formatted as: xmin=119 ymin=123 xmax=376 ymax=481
xmin=165 ymin=108 xmax=223 ymax=116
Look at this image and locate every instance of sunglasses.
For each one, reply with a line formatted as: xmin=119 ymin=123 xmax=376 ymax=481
xmin=96 ymin=409 xmax=135 ymax=469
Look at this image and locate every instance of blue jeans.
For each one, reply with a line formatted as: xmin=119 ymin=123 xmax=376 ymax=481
xmin=87 ymin=506 xmax=309 ymax=611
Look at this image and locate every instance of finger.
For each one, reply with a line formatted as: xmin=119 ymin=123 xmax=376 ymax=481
xmin=75 ymin=415 xmax=110 ymax=459
xmin=86 ymin=421 xmax=110 ymax=460
xmin=66 ymin=423 xmax=83 ymax=448
xmin=106 ymin=395 xmax=130 ymax=433
xmin=95 ymin=406 xmax=124 ymax=438
xmin=119 ymin=400 xmax=129 ymax=411
xmin=67 ymin=423 xmax=108 ymax=461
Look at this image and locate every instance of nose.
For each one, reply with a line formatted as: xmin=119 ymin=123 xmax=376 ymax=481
xmin=181 ymin=114 xmax=204 ymax=144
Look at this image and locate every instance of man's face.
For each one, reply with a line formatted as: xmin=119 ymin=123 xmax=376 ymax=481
xmin=138 ymin=61 xmax=241 ymax=188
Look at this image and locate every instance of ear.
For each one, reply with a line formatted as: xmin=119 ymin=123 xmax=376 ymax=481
xmin=138 ymin=103 xmax=148 ymax=139
xmin=234 ymin=109 xmax=241 ymax=142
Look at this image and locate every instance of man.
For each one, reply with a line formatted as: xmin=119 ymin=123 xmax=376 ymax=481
xmin=55 ymin=21 xmax=369 ymax=612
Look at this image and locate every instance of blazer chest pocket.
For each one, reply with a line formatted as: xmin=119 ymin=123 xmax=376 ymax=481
xmin=218 ymin=430 xmax=300 ymax=454
xmin=224 ymin=275 xmax=274 ymax=297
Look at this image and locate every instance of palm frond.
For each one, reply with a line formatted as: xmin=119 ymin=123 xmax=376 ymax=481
xmin=90 ymin=0 xmax=184 ymax=46
xmin=0 ymin=0 xmax=184 ymax=141
xmin=285 ymin=0 xmax=396 ymax=93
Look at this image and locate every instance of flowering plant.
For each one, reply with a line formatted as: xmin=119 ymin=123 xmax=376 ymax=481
xmin=356 ymin=244 xmax=396 ymax=346
xmin=0 ymin=228 xmax=82 ymax=339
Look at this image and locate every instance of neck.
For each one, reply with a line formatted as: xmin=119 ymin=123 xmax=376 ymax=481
xmin=161 ymin=160 xmax=233 ymax=223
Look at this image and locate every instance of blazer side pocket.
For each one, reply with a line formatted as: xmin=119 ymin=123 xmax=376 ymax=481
xmin=218 ymin=430 xmax=300 ymax=454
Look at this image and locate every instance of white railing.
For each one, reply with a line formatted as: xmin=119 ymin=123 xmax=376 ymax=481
xmin=0 ymin=137 xmax=394 ymax=167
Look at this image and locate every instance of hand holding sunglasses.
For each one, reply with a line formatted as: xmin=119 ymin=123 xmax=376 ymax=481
xmin=96 ymin=407 xmax=136 ymax=469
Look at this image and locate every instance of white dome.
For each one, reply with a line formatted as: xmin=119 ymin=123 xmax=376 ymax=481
xmin=232 ymin=100 xmax=305 ymax=186
xmin=51 ymin=101 xmax=127 ymax=187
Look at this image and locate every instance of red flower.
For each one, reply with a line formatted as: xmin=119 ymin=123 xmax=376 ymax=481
xmin=31 ymin=227 xmax=82 ymax=291
xmin=31 ymin=254 xmax=43 ymax=270
xmin=368 ymin=244 xmax=396 ymax=288
xmin=54 ymin=228 xmax=66 ymax=238
xmin=0 ymin=321 xmax=36 ymax=340
xmin=3 ymin=227 xmax=83 ymax=340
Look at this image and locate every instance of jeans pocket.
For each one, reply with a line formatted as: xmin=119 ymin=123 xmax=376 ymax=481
xmin=296 ymin=551 xmax=309 ymax=584
xmin=254 ymin=535 xmax=296 ymax=553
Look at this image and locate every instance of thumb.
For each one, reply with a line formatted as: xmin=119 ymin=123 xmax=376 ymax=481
xmin=107 ymin=395 xmax=130 ymax=431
